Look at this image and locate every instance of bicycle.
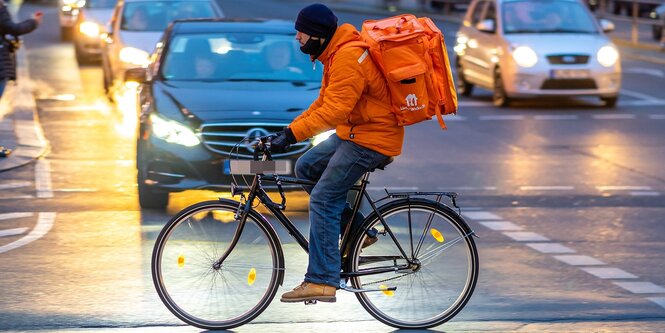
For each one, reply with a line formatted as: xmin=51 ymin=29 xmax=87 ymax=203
xmin=151 ymin=137 xmax=479 ymax=330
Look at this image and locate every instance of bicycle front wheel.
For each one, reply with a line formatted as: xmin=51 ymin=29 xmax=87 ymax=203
xmin=152 ymin=200 xmax=283 ymax=330
xmin=349 ymin=198 xmax=479 ymax=329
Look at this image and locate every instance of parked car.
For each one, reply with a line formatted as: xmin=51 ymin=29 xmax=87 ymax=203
xmin=59 ymin=0 xmax=84 ymax=40
xmin=101 ymin=0 xmax=223 ymax=97
xmin=128 ymin=19 xmax=324 ymax=209
xmin=650 ymin=4 xmax=665 ymax=40
xmin=455 ymin=0 xmax=621 ymax=107
xmin=73 ymin=0 xmax=117 ymax=64
xmin=612 ymin=0 xmax=661 ymax=17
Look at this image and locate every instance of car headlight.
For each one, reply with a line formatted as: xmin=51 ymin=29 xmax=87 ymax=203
xmin=512 ymin=46 xmax=538 ymax=68
xmin=150 ymin=114 xmax=200 ymax=147
xmin=119 ymin=47 xmax=150 ymax=67
xmin=597 ymin=45 xmax=619 ymax=67
xmin=312 ymin=130 xmax=335 ymax=146
xmin=79 ymin=21 xmax=100 ymax=38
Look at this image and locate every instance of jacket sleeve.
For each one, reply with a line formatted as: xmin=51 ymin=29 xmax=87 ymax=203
xmin=289 ymin=49 xmax=366 ymax=141
xmin=0 ymin=5 xmax=38 ymax=36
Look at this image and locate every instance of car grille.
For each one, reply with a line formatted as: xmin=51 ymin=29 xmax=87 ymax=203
xmin=546 ymin=54 xmax=590 ymax=65
xmin=200 ymin=122 xmax=311 ymax=158
xmin=541 ymin=79 xmax=598 ymax=90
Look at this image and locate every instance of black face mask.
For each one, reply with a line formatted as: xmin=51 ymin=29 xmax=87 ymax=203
xmin=299 ymin=37 xmax=324 ymax=57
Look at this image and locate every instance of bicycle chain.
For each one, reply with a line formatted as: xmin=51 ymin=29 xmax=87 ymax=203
xmin=361 ymin=270 xmax=417 ymax=286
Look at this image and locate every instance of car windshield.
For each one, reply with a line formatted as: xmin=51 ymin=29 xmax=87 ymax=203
xmin=161 ymin=33 xmax=323 ymax=83
xmin=121 ymin=1 xmax=216 ymax=32
xmin=502 ymin=0 xmax=599 ymax=34
xmin=85 ymin=0 xmax=116 ymax=9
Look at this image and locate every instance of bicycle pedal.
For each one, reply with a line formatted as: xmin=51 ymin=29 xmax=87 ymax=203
xmin=304 ymin=300 xmax=317 ymax=305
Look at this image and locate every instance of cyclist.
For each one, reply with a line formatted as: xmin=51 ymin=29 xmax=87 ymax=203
xmin=269 ymin=3 xmax=404 ymax=303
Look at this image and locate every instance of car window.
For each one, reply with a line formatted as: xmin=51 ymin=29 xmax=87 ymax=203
xmin=502 ymin=0 xmax=599 ymax=34
xmin=85 ymin=0 xmax=117 ymax=9
xmin=484 ymin=2 xmax=496 ymax=21
xmin=470 ymin=1 xmax=487 ymax=26
xmin=161 ymin=33 xmax=324 ymax=83
xmin=120 ymin=1 xmax=217 ymax=32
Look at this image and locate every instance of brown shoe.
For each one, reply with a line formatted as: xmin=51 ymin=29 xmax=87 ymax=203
xmin=280 ymin=281 xmax=336 ymax=303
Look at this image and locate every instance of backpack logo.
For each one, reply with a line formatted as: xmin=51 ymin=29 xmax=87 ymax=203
xmin=405 ymin=94 xmax=418 ymax=107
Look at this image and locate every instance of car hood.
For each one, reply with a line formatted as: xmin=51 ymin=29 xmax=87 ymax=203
xmin=504 ymin=33 xmax=612 ymax=55
xmin=81 ymin=9 xmax=114 ymax=28
xmin=119 ymin=31 xmax=164 ymax=53
xmin=154 ymin=80 xmax=321 ymax=122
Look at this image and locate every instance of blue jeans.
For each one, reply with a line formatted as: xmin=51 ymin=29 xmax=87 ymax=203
xmin=295 ymin=134 xmax=389 ymax=287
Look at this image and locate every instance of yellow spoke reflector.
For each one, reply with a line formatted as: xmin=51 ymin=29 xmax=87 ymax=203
xmin=192 ymin=211 xmax=208 ymax=221
xmin=212 ymin=210 xmax=237 ymax=223
xmin=248 ymin=268 xmax=257 ymax=286
xmin=177 ymin=255 xmax=185 ymax=268
xmin=379 ymin=284 xmax=394 ymax=297
xmin=431 ymin=228 xmax=444 ymax=243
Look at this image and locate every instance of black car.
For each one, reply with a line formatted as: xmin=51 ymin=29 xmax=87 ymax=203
xmin=651 ymin=4 xmax=665 ymax=40
xmin=128 ymin=19 xmax=324 ymax=209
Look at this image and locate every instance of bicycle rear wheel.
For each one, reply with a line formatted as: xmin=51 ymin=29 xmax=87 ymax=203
xmin=152 ymin=200 xmax=283 ymax=330
xmin=349 ymin=198 xmax=478 ymax=329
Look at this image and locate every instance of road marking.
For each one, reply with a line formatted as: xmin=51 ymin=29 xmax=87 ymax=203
xmin=649 ymin=115 xmax=665 ymax=120
xmin=630 ymin=191 xmax=661 ymax=196
xmin=592 ymin=114 xmax=636 ymax=120
xmin=478 ymin=221 xmax=523 ymax=231
xmin=597 ymin=185 xmax=651 ymax=191
xmin=526 ymin=243 xmax=576 ymax=254
xmin=533 ymin=115 xmax=579 ymax=120
xmin=479 ymin=115 xmax=525 ymax=121
xmin=621 ymin=89 xmax=665 ymax=103
xmin=519 ymin=186 xmax=575 ymax=191
xmin=502 ymin=231 xmax=550 ymax=242
xmin=458 ymin=101 xmax=492 ymax=107
xmin=581 ymin=267 xmax=638 ymax=279
xmin=623 ymin=68 xmax=665 ymax=78
xmin=648 ymin=297 xmax=665 ymax=310
xmin=0 ymin=212 xmax=56 ymax=254
xmin=443 ymin=116 xmax=468 ymax=121
xmin=0 ymin=182 xmax=31 ymax=190
xmin=463 ymin=211 xmax=503 ymax=220
xmin=35 ymin=159 xmax=53 ymax=199
xmin=438 ymin=186 xmax=497 ymax=191
xmin=553 ymin=255 xmax=605 ymax=266
xmin=613 ymin=282 xmax=665 ymax=294
xmin=0 ymin=228 xmax=28 ymax=238
xmin=0 ymin=212 xmax=34 ymax=221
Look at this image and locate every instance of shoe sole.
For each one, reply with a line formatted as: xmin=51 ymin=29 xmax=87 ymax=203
xmin=280 ymin=296 xmax=336 ymax=303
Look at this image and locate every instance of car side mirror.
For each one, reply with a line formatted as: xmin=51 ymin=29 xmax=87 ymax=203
xmin=600 ymin=19 xmax=615 ymax=33
xmin=476 ymin=19 xmax=496 ymax=33
xmin=125 ymin=67 xmax=148 ymax=83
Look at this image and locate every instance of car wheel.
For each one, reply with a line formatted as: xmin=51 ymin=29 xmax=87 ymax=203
xmin=60 ymin=27 xmax=73 ymax=41
xmin=653 ymin=25 xmax=663 ymax=41
xmin=137 ymin=170 xmax=169 ymax=210
xmin=456 ymin=59 xmax=474 ymax=97
xmin=102 ymin=61 xmax=114 ymax=100
xmin=75 ymin=46 xmax=91 ymax=65
xmin=601 ymin=96 xmax=618 ymax=108
xmin=493 ymin=68 xmax=511 ymax=107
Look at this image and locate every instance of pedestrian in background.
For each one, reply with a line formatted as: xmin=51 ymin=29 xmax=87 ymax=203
xmin=0 ymin=0 xmax=41 ymax=157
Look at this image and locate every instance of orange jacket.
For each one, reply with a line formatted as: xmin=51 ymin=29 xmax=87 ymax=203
xmin=289 ymin=24 xmax=404 ymax=157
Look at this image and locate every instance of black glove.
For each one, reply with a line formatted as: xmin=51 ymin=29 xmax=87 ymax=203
xmin=269 ymin=128 xmax=297 ymax=153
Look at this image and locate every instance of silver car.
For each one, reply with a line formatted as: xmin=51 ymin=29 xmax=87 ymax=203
xmin=74 ymin=0 xmax=117 ymax=64
xmin=455 ymin=0 xmax=621 ymax=107
xmin=101 ymin=0 xmax=224 ymax=96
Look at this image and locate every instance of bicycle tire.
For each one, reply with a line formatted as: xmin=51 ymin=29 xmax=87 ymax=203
xmin=348 ymin=198 xmax=479 ymax=329
xmin=152 ymin=199 xmax=284 ymax=330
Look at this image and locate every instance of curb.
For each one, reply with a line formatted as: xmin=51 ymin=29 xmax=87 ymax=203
xmin=0 ymin=47 xmax=49 ymax=172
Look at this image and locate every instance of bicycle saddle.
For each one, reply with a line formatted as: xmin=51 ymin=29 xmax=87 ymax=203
xmin=369 ymin=157 xmax=394 ymax=172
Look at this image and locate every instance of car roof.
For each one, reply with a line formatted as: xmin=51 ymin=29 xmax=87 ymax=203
xmin=170 ymin=19 xmax=296 ymax=34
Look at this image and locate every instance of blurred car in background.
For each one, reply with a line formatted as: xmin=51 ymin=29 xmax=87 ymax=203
xmin=74 ymin=0 xmax=117 ymax=64
xmin=101 ymin=0 xmax=223 ymax=97
xmin=127 ymin=19 xmax=323 ymax=209
xmin=650 ymin=4 xmax=665 ymax=40
xmin=455 ymin=0 xmax=621 ymax=107
xmin=59 ymin=0 xmax=84 ymax=40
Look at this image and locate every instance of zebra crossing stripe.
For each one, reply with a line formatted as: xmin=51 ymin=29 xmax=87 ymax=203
xmin=0 ymin=228 xmax=28 ymax=238
xmin=0 ymin=213 xmax=34 ymax=221
xmin=613 ymin=282 xmax=665 ymax=294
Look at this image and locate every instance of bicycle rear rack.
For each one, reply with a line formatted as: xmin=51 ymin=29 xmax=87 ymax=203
xmin=379 ymin=189 xmax=461 ymax=214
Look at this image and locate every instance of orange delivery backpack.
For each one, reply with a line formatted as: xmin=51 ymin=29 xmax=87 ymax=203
xmin=354 ymin=14 xmax=458 ymax=129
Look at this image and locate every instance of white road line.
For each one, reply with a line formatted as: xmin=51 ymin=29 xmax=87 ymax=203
xmin=479 ymin=115 xmax=525 ymax=121
xmin=648 ymin=297 xmax=665 ymax=310
xmin=0 ymin=212 xmax=34 ymax=221
xmin=592 ymin=114 xmax=636 ymax=120
xmin=458 ymin=101 xmax=493 ymax=107
xmin=443 ymin=116 xmax=468 ymax=121
xmin=519 ymin=186 xmax=575 ymax=191
xmin=502 ymin=231 xmax=550 ymax=242
xmin=597 ymin=185 xmax=652 ymax=191
xmin=0 ymin=212 xmax=56 ymax=254
xmin=478 ymin=221 xmax=523 ymax=231
xmin=0 ymin=195 xmax=35 ymax=199
xmin=533 ymin=115 xmax=579 ymax=120
xmin=0 ymin=228 xmax=28 ymax=238
xmin=649 ymin=115 xmax=665 ymax=120
xmin=35 ymin=159 xmax=53 ymax=199
xmin=619 ymin=100 xmax=665 ymax=106
xmin=438 ymin=186 xmax=497 ymax=191
xmin=463 ymin=211 xmax=503 ymax=220
xmin=613 ymin=282 xmax=665 ymax=294
xmin=630 ymin=191 xmax=661 ymax=196
xmin=621 ymin=89 xmax=665 ymax=103
xmin=526 ymin=243 xmax=576 ymax=254
xmin=553 ymin=255 xmax=605 ymax=266
xmin=0 ymin=182 xmax=31 ymax=190
xmin=580 ymin=267 xmax=638 ymax=279
xmin=623 ymin=68 xmax=665 ymax=78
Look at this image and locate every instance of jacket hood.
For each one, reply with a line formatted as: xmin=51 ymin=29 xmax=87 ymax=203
xmin=317 ymin=23 xmax=367 ymax=63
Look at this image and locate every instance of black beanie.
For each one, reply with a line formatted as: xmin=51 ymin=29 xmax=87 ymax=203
xmin=295 ymin=3 xmax=338 ymax=38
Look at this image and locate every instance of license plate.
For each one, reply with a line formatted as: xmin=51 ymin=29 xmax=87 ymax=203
xmin=551 ymin=69 xmax=590 ymax=79
xmin=223 ymin=159 xmax=292 ymax=175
